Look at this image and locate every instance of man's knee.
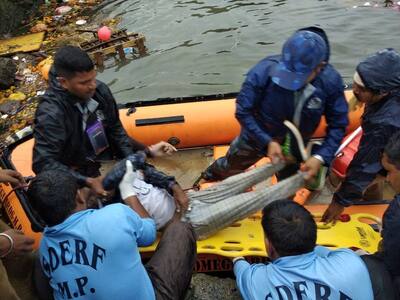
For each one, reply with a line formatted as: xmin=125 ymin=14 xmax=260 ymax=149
xmin=165 ymin=221 xmax=196 ymax=245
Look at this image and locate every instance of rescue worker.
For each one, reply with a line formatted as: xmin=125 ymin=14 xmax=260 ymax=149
xmin=322 ymin=49 xmax=400 ymax=222
xmin=32 ymin=46 xmax=183 ymax=202
xmin=197 ymin=27 xmax=348 ymax=186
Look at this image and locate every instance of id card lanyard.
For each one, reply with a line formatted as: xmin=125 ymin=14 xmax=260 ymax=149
xmin=77 ymin=100 xmax=110 ymax=156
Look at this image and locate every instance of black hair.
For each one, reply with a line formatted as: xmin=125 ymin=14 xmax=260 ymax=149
xmin=53 ymin=46 xmax=94 ymax=79
xmin=385 ymin=131 xmax=400 ymax=170
xmin=262 ymin=199 xmax=317 ymax=257
xmin=27 ymin=170 xmax=79 ymax=227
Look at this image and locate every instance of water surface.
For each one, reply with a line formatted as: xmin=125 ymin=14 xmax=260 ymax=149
xmin=95 ymin=0 xmax=400 ymax=103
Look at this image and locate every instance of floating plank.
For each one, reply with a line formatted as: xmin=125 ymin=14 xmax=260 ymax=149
xmin=0 ymin=32 xmax=45 ymax=56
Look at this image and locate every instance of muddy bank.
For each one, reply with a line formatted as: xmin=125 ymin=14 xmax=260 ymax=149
xmin=0 ymin=0 xmax=43 ymax=35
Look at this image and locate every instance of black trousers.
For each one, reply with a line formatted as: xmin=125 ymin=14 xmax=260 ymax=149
xmin=203 ymin=135 xmax=299 ymax=181
xmin=146 ymin=221 xmax=197 ymax=300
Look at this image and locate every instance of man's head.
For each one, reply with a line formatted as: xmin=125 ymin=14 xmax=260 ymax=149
xmin=382 ymin=131 xmax=400 ymax=194
xmin=262 ymin=199 xmax=317 ymax=259
xmin=28 ymin=170 xmax=86 ymax=227
xmin=54 ymin=46 xmax=96 ymax=101
xmin=353 ymin=48 xmax=400 ymax=105
xmin=271 ymin=30 xmax=327 ymax=91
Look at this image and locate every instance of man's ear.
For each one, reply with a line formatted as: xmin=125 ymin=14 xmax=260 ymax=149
xmin=265 ymin=237 xmax=278 ymax=260
xmin=76 ymin=189 xmax=87 ymax=206
xmin=317 ymin=61 xmax=327 ymax=73
xmin=57 ymin=76 xmax=69 ymax=90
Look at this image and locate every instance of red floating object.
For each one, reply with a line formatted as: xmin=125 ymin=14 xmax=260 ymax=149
xmin=97 ymin=26 xmax=112 ymax=42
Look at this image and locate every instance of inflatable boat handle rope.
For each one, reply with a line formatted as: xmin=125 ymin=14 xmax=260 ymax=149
xmin=283 ymin=120 xmax=311 ymax=161
xmin=1 ymin=184 xmax=30 ymax=205
xmin=0 ymin=175 xmax=33 ymax=208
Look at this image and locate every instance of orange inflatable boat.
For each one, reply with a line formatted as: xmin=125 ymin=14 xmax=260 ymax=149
xmin=0 ymin=90 xmax=387 ymax=253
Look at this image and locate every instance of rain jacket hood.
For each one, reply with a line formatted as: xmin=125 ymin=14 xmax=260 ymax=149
xmin=357 ymin=48 xmax=400 ymax=93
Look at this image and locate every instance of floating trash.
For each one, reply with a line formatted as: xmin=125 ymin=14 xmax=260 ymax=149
xmin=76 ymin=19 xmax=87 ymax=25
xmin=364 ymin=2 xmax=371 ymax=6
xmin=7 ymin=92 xmax=26 ymax=102
xmin=55 ymin=5 xmax=72 ymax=15
xmin=124 ymin=47 xmax=134 ymax=54
xmin=97 ymin=26 xmax=112 ymax=41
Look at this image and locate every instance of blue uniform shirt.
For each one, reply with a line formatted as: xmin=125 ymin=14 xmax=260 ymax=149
xmin=39 ymin=204 xmax=157 ymax=300
xmin=234 ymin=246 xmax=373 ymax=300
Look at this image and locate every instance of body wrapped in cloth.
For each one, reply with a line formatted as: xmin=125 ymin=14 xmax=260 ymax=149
xmin=103 ymin=155 xmax=305 ymax=239
xmin=183 ymin=163 xmax=305 ymax=239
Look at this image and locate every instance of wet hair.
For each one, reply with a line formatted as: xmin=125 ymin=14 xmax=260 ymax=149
xmin=54 ymin=46 xmax=94 ymax=79
xmin=385 ymin=131 xmax=400 ymax=170
xmin=27 ymin=170 xmax=78 ymax=226
xmin=262 ymin=199 xmax=317 ymax=257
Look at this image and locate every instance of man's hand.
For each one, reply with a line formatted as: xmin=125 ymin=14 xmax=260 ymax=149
xmin=119 ymin=161 xmax=138 ymax=200
xmin=300 ymin=156 xmax=322 ymax=180
xmin=267 ymin=141 xmax=284 ymax=164
xmin=0 ymin=169 xmax=24 ymax=186
xmin=119 ymin=161 xmax=150 ymax=218
xmin=148 ymin=141 xmax=177 ymax=157
xmin=171 ymin=183 xmax=189 ymax=212
xmin=0 ymin=229 xmax=34 ymax=257
xmin=86 ymin=176 xmax=108 ymax=197
xmin=321 ymin=201 xmax=345 ymax=224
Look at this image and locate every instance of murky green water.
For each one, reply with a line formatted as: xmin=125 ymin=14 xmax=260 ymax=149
xmin=95 ymin=0 xmax=400 ymax=104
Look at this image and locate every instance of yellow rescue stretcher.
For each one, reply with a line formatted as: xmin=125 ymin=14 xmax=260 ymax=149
xmin=140 ymin=212 xmax=382 ymax=258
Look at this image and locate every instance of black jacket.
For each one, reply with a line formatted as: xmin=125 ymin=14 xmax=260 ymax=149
xmin=33 ymin=69 xmax=140 ymax=185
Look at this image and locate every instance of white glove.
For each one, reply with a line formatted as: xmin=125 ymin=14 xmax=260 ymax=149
xmin=119 ymin=161 xmax=138 ymax=200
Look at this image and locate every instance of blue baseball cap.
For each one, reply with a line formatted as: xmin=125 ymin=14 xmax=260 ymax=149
xmin=271 ymin=31 xmax=327 ymax=91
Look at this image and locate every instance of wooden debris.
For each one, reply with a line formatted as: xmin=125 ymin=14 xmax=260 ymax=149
xmin=79 ymin=29 xmax=147 ymax=67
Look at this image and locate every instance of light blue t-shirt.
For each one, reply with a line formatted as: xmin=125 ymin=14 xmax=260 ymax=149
xmin=39 ymin=203 xmax=157 ymax=300
xmin=234 ymin=246 xmax=374 ymax=300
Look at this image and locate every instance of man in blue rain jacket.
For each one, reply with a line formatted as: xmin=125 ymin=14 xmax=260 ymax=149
xmin=322 ymin=49 xmax=400 ymax=222
xmin=199 ymin=27 xmax=348 ymax=184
